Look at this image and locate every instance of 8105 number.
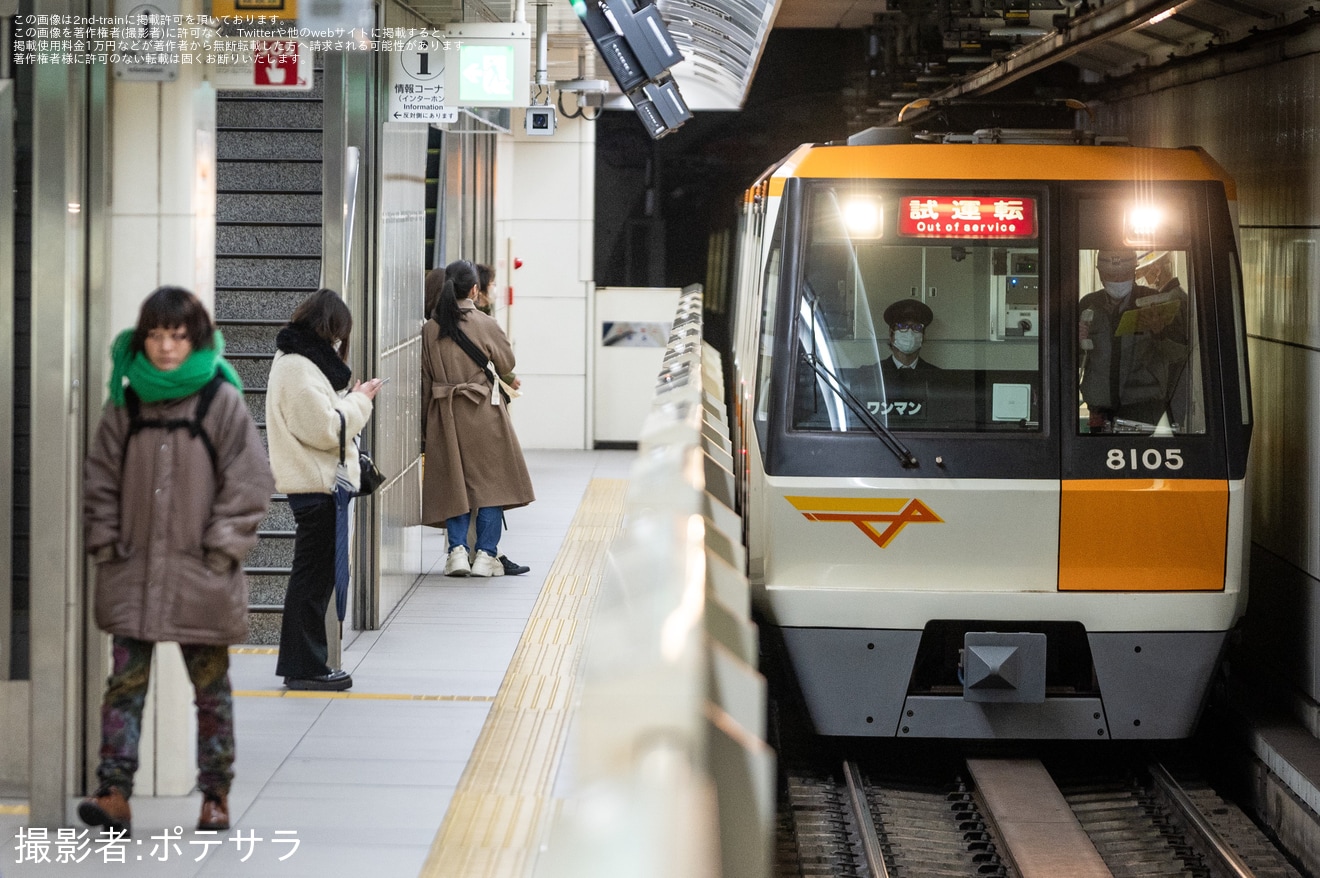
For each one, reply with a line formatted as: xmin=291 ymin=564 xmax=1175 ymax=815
xmin=1107 ymin=448 xmax=1184 ymax=471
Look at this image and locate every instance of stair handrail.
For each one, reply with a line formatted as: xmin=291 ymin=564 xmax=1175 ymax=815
xmin=342 ymin=145 xmax=360 ymax=287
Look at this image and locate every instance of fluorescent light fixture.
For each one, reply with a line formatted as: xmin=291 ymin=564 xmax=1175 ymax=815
xmin=989 ymin=25 xmax=1049 ymax=36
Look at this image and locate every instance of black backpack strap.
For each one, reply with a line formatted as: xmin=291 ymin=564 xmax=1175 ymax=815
xmin=188 ymin=373 xmax=225 ymax=470
xmin=119 ymin=373 xmax=225 ymax=472
xmin=120 ymin=386 xmax=143 ymax=471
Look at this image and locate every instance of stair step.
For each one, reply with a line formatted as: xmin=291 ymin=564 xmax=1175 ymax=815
xmin=217 ymin=192 xmax=322 ymax=224
xmin=215 ymin=223 xmax=321 ymax=254
xmin=216 ymin=290 xmax=314 ymax=323
xmin=218 ymin=99 xmax=323 ymax=129
xmin=231 ymin=355 xmax=275 ymax=390
xmin=259 ymin=498 xmax=293 ymax=532
xmin=217 ymin=129 xmax=322 ymax=161
xmin=217 ymin=255 xmax=321 ymax=288
xmin=247 ymin=536 xmax=294 ymax=569
xmin=247 ymin=574 xmax=288 ymax=606
xmin=245 ymin=612 xmax=282 ymax=646
xmin=218 ymin=322 xmax=284 ymax=354
xmin=218 ymin=159 xmax=322 ymax=192
xmin=242 ymin=388 xmax=265 ymax=422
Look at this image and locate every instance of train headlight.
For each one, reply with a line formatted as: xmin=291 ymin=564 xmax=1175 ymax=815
xmin=1124 ymin=203 xmax=1165 ymax=246
xmin=843 ymin=198 xmax=883 ymax=239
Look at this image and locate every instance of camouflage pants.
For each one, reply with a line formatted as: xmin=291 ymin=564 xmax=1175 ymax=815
xmin=96 ymin=636 xmax=234 ymax=799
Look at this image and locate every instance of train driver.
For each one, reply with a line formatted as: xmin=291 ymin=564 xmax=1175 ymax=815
xmin=881 ymin=298 xmax=941 ymax=377
xmin=1078 ymin=248 xmax=1190 ymax=432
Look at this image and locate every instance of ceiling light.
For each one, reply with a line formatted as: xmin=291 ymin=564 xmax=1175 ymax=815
xmin=988 ymin=25 xmax=1049 ymax=36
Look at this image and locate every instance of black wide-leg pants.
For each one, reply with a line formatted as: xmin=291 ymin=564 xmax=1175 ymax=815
xmin=275 ymin=492 xmax=337 ymax=679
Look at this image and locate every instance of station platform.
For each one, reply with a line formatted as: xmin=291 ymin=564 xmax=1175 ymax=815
xmin=2 ymin=448 xmax=637 ymax=878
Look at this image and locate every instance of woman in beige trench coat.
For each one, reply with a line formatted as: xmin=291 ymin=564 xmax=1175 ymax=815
xmin=421 ymin=260 xmax=534 ymax=577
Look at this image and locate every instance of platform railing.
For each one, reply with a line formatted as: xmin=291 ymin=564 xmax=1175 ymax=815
xmin=539 ymin=284 xmax=774 ymax=878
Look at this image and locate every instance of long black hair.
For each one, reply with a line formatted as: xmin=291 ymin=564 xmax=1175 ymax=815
xmin=434 ymin=259 xmax=479 ymax=339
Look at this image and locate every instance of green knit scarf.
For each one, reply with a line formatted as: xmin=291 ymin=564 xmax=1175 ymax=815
xmin=107 ymin=328 xmax=243 ymax=406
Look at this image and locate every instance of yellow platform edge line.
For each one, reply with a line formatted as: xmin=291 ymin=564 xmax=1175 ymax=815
xmin=233 ymin=690 xmax=497 ymax=702
xmin=419 ymin=478 xmax=628 ymax=878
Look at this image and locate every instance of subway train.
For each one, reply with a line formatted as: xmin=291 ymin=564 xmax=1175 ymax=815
xmin=726 ymin=127 xmax=1252 ymax=739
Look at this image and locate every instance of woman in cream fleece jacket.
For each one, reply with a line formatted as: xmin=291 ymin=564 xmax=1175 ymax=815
xmin=265 ymin=289 xmax=384 ymax=691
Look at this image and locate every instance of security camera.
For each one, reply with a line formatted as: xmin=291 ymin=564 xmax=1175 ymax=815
xmin=525 ymin=106 xmax=556 ymax=137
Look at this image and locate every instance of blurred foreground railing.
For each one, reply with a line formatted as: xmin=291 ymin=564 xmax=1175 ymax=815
xmin=538 ymin=284 xmax=774 ymax=878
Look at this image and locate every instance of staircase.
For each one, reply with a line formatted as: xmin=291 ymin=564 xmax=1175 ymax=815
xmin=213 ymin=66 xmax=324 ymax=644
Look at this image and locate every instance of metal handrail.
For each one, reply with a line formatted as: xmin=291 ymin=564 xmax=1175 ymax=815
xmin=342 ymin=145 xmax=359 ymax=287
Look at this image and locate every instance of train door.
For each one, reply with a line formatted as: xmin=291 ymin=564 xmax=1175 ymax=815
xmin=1058 ymin=184 xmax=1235 ymax=592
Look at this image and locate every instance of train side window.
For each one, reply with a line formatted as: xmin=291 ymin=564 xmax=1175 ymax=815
xmin=754 ymin=221 xmax=784 ymax=430
xmin=1076 ymin=246 xmax=1205 ymax=435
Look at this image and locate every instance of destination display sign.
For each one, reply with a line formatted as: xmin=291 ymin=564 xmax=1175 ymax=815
xmin=899 ymin=196 xmax=1037 ymax=239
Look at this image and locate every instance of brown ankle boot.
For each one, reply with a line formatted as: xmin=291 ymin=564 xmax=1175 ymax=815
xmin=78 ymin=786 xmax=131 ymax=836
xmin=198 ymin=792 xmax=229 ymax=831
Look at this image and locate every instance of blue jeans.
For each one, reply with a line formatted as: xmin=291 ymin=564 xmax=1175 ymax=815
xmin=447 ymin=507 xmax=502 ymax=556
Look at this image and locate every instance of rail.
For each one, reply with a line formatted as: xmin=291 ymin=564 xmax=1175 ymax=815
xmin=537 ymin=284 xmax=775 ymax=878
xmin=1150 ymin=762 xmax=1258 ymax=878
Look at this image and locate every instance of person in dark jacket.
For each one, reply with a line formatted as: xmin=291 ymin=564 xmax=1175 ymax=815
xmin=81 ymin=286 xmax=274 ymax=836
xmin=1078 ymin=248 xmax=1189 ymax=432
xmin=880 ymin=298 xmax=941 ymax=376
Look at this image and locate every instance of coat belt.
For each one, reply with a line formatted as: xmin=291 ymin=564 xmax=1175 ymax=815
xmin=432 ymin=382 xmax=488 ymax=406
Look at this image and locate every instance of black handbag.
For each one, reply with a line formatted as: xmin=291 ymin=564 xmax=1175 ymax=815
xmin=338 ymin=411 xmax=386 ymax=497
xmin=356 ymin=450 xmax=386 ymax=496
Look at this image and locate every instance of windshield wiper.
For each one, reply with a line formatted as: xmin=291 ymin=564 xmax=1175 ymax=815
xmin=803 ymin=352 xmax=919 ymax=468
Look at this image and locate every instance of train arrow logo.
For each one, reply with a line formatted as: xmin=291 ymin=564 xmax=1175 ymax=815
xmin=785 ymin=496 xmax=943 ymax=548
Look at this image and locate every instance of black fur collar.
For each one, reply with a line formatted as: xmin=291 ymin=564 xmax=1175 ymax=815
xmin=276 ymin=323 xmax=352 ymax=391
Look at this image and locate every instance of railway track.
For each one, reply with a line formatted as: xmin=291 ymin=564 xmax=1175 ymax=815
xmin=776 ymin=754 xmax=1304 ymax=878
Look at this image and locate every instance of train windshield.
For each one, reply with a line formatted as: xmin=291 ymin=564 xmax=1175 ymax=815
xmin=793 ymin=184 xmax=1043 ymax=433
xmin=1075 ymin=195 xmax=1205 ymax=436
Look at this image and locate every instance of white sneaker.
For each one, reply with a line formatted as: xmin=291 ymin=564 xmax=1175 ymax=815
xmin=444 ymin=546 xmax=471 ymax=576
xmin=470 ymin=550 xmax=504 ymax=578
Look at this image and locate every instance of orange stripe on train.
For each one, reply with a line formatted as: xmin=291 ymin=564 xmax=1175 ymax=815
xmin=1059 ymin=479 xmax=1228 ymax=591
xmin=786 ymin=495 xmax=943 ymax=549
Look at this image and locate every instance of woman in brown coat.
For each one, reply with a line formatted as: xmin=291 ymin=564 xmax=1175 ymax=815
xmin=421 ymin=260 xmax=534 ymax=577
xmin=81 ymin=287 xmax=274 ymax=836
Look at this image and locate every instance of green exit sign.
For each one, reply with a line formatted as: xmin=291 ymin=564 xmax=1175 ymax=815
xmin=457 ymin=44 xmax=517 ymax=103
xmin=442 ymin=23 xmax=530 ymax=107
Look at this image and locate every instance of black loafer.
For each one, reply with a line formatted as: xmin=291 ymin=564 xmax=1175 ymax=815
xmin=284 ymin=669 xmax=352 ymax=691
xmin=499 ymin=555 xmax=530 ymax=576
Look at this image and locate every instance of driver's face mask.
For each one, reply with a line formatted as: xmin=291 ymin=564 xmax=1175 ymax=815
xmin=1102 ymin=280 xmax=1134 ymax=300
xmin=892 ymin=329 xmax=923 ymax=354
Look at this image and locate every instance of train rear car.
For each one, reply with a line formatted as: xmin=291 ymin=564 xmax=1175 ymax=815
xmin=728 ymin=129 xmax=1252 ymax=740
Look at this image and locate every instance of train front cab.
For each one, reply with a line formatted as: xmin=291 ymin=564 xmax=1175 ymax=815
xmin=741 ymin=146 xmax=1254 ymax=740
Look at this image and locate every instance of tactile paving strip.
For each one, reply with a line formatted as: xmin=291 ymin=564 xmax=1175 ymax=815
xmin=418 ymin=478 xmax=629 ymax=878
